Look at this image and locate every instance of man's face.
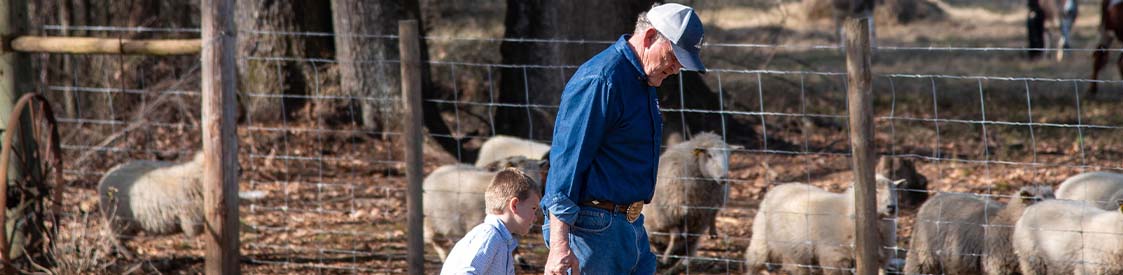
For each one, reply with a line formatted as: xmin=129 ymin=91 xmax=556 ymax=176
xmin=509 ymin=193 xmax=541 ymax=235
xmin=643 ymin=36 xmax=683 ymax=87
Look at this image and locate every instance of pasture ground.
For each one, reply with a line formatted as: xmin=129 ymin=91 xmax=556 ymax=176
xmin=49 ymin=0 xmax=1123 ymax=274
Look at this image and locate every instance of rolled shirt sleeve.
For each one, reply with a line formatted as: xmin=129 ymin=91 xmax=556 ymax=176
xmin=543 ymin=76 xmax=616 ymax=225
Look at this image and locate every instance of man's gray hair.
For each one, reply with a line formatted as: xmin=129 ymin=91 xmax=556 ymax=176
xmin=634 ymin=4 xmax=668 ymax=42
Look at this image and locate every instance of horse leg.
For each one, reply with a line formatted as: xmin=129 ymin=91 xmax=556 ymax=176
xmin=1090 ymin=31 xmax=1114 ymax=95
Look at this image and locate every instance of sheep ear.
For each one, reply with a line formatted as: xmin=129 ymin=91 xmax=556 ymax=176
xmin=892 ymin=179 xmax=906 ymax=187
xmin=1019 ymin=189 xmax=1037 ymax=203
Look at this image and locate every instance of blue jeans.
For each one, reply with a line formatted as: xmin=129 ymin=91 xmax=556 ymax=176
xmin=543 ymin=207 xmax=657 ymax=275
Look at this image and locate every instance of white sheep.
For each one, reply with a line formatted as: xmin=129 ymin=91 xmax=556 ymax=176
xmin=904 ymin=186 xmax=1053 ymax=275
xmin=745 ymin=175 xmax=901 ymax=275
xmin=422 ymin=156 xmax=546 ymax=261
xmin=473 ymin=135 xmax=550 ymax=168
xmin=1055 ymin=171 xmax=1123 ymax=210
xmin=98 ymin=151 xmax=205 ymax=258
xmin=641 ymin=132 xmax=733 ymax=272
xmin=1013 ymin=199 xmax=1123 ymax=275
xmin=982 ymin=185 xmax=1054 ymax=275
xmin=905 ymin=192 xmax=1001 ymax=274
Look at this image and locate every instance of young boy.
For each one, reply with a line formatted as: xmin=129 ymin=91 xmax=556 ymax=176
xmin=440 ymin=167 xmax=541 ymax=275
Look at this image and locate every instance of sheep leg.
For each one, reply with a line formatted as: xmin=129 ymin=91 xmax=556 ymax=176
xmin=903 ymin=250 xmax=937 ymax=275
xmin=179 ymin=214 xmax=201 ymax=237
xmin=658 ymin=229 xmax=702 ymax=275
xmin=660 ymin=228 xmax=680 ymax=266
xmin=431 ymin=240 xmax=450 ymax=262
xmin=745 ymin=232 xmax=770 ymax=273
xmin=821 ymin=255 xmax=855 ymax=275
xmin=708 ymin=219 xmax=718 ymax=239
xmin=781 ymin=253 xmax=814 ymax=275
xmin=1018 ymin=254 xmax=1047 ymax=275
xmin=666 ymin=232 xmax=704 ymax=275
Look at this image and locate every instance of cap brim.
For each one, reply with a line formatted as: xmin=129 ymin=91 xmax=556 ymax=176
xmin=671 ymin=43 xmax=705 ymax=73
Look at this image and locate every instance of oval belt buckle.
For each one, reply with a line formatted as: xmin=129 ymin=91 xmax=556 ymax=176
xmin=626 ymin=202 xmax=643 ymax=223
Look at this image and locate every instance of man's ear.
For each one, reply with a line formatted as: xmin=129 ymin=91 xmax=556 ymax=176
xmin=643 ymin=27 xmax=659 ymax=48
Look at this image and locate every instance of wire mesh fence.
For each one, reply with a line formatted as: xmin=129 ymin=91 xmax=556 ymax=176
xmin=14 ymin=0 xmax=1123 ymax=274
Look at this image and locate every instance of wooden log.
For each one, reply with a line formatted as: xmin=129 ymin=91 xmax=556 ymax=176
xmin=9 ymin=36 xmax=200 ymax=55
xmin=201 ymin=0 xmax=240 ymax=274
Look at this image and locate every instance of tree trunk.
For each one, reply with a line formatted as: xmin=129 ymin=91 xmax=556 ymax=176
xmin=330 ymin=0 xmax=401 ymax=134
xmin=398 ymin=0 xmax=484 ymax=163
xmin=496 ymin=0 xmax=655 ymax=142
xmin=495 ymin=0 xmax=777 ymax=150
xmin=235 ymin=0 xmax=333 ymax=122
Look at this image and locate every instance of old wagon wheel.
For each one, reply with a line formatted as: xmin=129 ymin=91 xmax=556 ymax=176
xmin=0 ymin=93 xmax=65 ymax=271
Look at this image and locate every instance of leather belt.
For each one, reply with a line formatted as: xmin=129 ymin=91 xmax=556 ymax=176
xmin=582 ymin=200 xmax=644 ymax=223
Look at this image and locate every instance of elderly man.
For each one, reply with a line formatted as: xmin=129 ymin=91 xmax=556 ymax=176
xmin=541 ymin=3 xmax=705 ymax=274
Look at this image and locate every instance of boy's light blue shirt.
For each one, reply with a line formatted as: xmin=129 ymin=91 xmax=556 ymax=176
xmin=440 ymin=215 xmax=518 ymax=275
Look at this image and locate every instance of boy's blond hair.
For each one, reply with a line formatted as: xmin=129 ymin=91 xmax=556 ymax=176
xmin=485 ymin=168 xmax=537 ymax=215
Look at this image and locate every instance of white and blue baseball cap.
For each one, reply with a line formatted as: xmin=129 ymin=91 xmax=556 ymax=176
xmin=647 ymin=3 xmax=706 ymax=72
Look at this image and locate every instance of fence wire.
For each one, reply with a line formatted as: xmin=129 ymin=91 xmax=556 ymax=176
xmin=27 ymin=1 xmax=1123 ymax=274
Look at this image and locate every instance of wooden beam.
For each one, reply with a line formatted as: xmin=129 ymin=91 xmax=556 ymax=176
xmin=845 ymin=16 xmax=879 ymax=275
xmin=9 ymin=36 xmax=200 ymax=55
xmin=201 ymin=0 xmax=239 ymax=274
xmin=0 ymin=0 xmax=32 ymax=270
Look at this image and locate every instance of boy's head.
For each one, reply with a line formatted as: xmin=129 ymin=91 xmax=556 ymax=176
xmin=485 ymin=168 xmax=541 ymax=235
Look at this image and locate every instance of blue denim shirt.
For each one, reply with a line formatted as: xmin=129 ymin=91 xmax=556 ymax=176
xmin=542 ymin=35 xmax=663 ymax=225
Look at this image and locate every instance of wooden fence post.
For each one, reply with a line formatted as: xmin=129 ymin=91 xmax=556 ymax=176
xmin=201 ymin=0 xmax=240 ymax=274
xmin=399 ymin=19 xmax=425 ymax=275
xmin=0 ymin=0 xmax=42 ymax=268
xmin=845 ymin=6 xmax=878 ymax=275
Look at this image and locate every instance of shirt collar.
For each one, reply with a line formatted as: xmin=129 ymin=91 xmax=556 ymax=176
xmin=484 ymin=215 xmax=518 ymax=252
xmin=615 ymin=34 xmax=648 ymax=82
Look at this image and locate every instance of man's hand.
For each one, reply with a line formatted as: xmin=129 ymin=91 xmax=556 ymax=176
xmin=544 ymin=213 xmax=580 ymax=275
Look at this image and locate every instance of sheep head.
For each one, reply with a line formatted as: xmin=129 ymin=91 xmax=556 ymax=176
xmin=682 ymin=132 xmax=734 ymax=183
xmin=1015 ymin=185 xmax=1055 ymax=206
xmin=483 ymin=155 xmax=548 ymax=191
xmin=873 ymin=175 xmax=902 ymax=216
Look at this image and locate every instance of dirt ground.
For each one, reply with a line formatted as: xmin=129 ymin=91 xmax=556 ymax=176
xmin=39 ymin=0 xmax=1123 ymax=274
